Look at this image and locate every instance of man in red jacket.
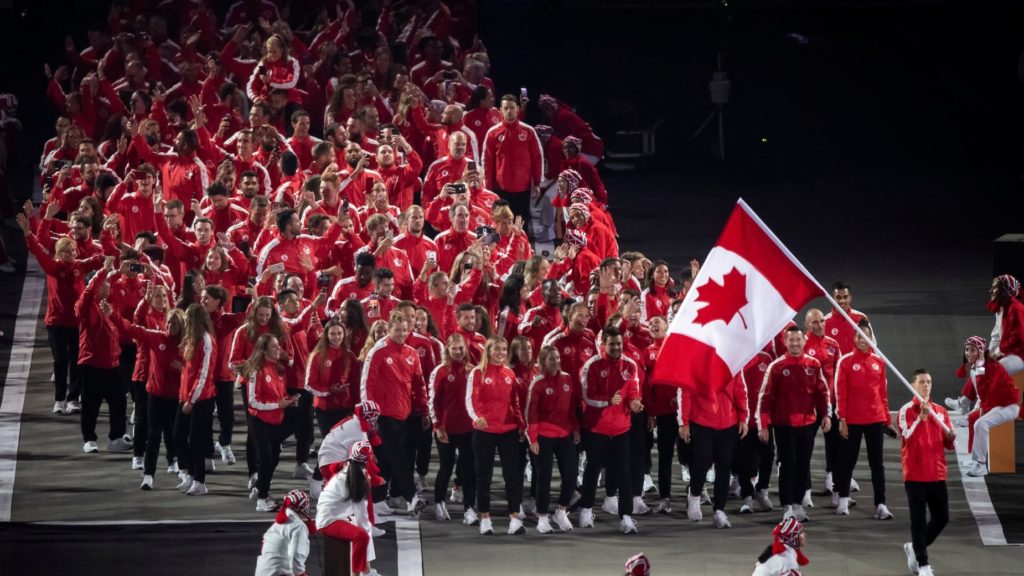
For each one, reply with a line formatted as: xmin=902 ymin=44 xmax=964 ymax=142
xmin=482 ymin=95 xmax=543 ymax=237
xmin=76 ymin=259 xmax=133 ymax=454
xmin=824 ymin=281 xmax=872 ymax=355
xmin=422 ymin=132 xmax=470 ymax=207
xmin=804 ymin=308 xmax=843 ymax=495
xmin=757 ymin=325 xmax=831 ymax=522
xmin=898 ymin=369 xmax=954 ymax=576
xmin=577 ymin=326 xmax=643 ymax=534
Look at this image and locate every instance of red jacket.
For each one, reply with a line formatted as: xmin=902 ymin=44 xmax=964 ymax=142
xmin=805 ymin=332 xmax=841 ymax=404
xmin=117 ymin=319 xmax=181 ymax=399
xmin=209 ymin=309 xmax=246 ymax=382
xmin=108 ymin=273 xmax=147 ymax=344
xmin=229 ymin=324 xmax=295 ymax=382
xmin=682 ymin=372 xmax=748 ymax=430
xmin=76 ymin=269 xmax=121 ymax=369
xmin=756 ymin=353 xmax=831 ymax=429
xmin=898 ymin=398 xmax=955 ymax=482
xmin=432 ymin=228 xmax=477 ymax=276
xmin=393 ymin=232 xmax=438 ymax=278
xmin=246 ymin=55 xmax=302 ymax=104
xmin=248 ymin=360 xmax=288 ymax=426
xmin=466 ymin=365 xmax=524 ymax=434
xmin=421 ymin=155 xmax=469 ymax=207
xmin=545 ymin=328 xmax=598 ymax=386
xmin=518 ymin=304 xmax=563 ymax=362
xmin=739 ymin=351 xmax=773 ymax=427
xmin=526 ymin=371 xmax=581 ymax=443
xmin=550 ymin=105 xmax=604 ymax=159
xmin=27 ymin=235 xmax=102 ymax=327
xmin=641 ymin=284 xmax=672 ymax=321
xmin=463 ymin=107 xmax=501 ymax=149
xmin=105 ymin=185 xmax=157 ymax=244
xmin=823 ymin=307 xmax=869 ymax=355
xmin=957 ymin=358 xmax=1019 ymax=412
xmin=359 ymin=338 xmax=427 ymax=420
xmin=429 ymin=361 xmax=474 ymax=436
xmin=327 ymin=276 xmax=375 ymax=314
xmin=835 ymin=349 xmax=891 ymax=425
xmin=997 ymin=298 xmax=1024 ymax=359
xmin=255 ymin=233 xmax=328 ymax=298
xmin=133 ymin=134 xmax=210 ymax=210
xmin=644 ymin=338 xmax=682 ymax=418
xmin=181 ymin=333 xmax=217 ymax=404
xmin=482 ymin=119 xmax=543 ymax=193
xmin=305 ymin=346 xmax=360 ymax=412
xmin=377 ymin=151 xmax=424 ymax=211
xmin=580 ymin=352 xmax=641 ymax=436
xmin=405 ymin=332 xmax=439 ymax=400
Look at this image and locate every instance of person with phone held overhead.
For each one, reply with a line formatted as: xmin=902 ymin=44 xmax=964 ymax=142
xmin=422 ymin=132 xmax=470 ymax=206
xmin=375 ymin=133 xmax=423 ymax=211
xmin=424 ymin=181 xmax=493 ymax=233
xmin=360 ymin=269 xmax=403 ymax=324
xmin=256 ymin=208 xmax=342 ymax=299
xmin=104 ymin=164 xmax=159 ymax=243
xmin=481 ymin=95 xmax=544 ymax=239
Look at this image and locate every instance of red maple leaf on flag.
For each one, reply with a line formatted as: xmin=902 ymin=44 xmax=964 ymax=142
xmin=693 ymin=267 xmax=749 ymax=329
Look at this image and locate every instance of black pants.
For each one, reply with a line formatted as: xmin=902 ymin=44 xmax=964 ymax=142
xmin=131 ymin=381 xmax=149 ymax=457
xmin=517 ymin=440 xmax=536 ymax=499
xmin=213 ymin=381 xmax=235 ymax=447
xmin=905 ymin=481 xmax=949 ymax=568
xmin=250 ymin=416 xmax=285 ymax=499
xmin=805 ymin=411 xmax=838 ymax=492
xmin=495 ymin=188 xmax=533 ymax=241
xmin=534 ymin=435 xmax=578 ymax=514
xmin=655 ymin=414 xmax=682 ymax=499
xmin=118 ymin=344 xmax=137 ymax=399
xmin=580 ymin=430 xmax=633 ymax=517
xmin=773 ymin=424 xmax=817 ymax=506
xmin=240 ymin=387 xmax=259 ymax=476
xmin=404 ymin=413 xmax=433 ymax=478
xmin=80 ymin=364 xmax=127 ymax=442
xmin=435 ymin=432 xmax=475 ymax=509
xmin=375 ymin=416 xmax=417 ymax=502
xmin=607 ymin=412 xmax=648 ymax=498
xmin=315 ymin=407 xmax=351 ymax=440
xmin=472 ymin=430 xmax=521 ymax=515
xmin=145 ymin=395 xmax=178 ymax=476
xmin=689 ymin=423 xmax=739 ymax=511
xmin=46 ymin=325 xmax=80 ymax=402
xmin=837 ymin=422 xmax=887 ymax=503
xmin=173 ymin=399 xmax=214 ymax=484
xmin=734 ymin=427 xmax=775 ymax=498
xmin=287 ymin=388 xmax=314 ymax=465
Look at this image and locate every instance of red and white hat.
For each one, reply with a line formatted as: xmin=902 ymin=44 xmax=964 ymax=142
xmin=356 ymin=400 xmax=381 ymax=429
xmin=624 ymin=553 xmax=650 ymax=576
xmin=570 ymin=187 xmax=594 ymax=205
xmin=349 ymin=440 xmax=374 ymax=463
xmin=563 ymin=135 xmax=583 ymax=150
xmin=568 ymin=202 xmax=591 ymax=222
xmin=565 ymin=229 xmax=588 ymax=247
xmin=996 ymin=274 xmax=1020 ymax=298
xmin=558 ymin=168 xmax=583 ymax=190
xmin=964 ymin=335 xmax=986 ymax=353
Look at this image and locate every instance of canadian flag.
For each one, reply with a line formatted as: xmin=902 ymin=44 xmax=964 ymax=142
xmin=651 ymin=199 xmax=823 ymax=392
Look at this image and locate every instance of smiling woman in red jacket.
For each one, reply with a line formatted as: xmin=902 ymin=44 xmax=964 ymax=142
xmin=242 ymin=333 xmax=300 ymax=512
xmin=429 ymin=334 xmax=476 ymax=523
xmin=305 ymin=318 xmax=360 ymax=438
xmin=174 ymin=303 xmax=218 ymax=497
xmin=466 ymin=336 xmax=526 ymax=536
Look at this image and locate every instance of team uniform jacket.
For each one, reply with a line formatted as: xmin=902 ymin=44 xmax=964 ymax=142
xmin=465 ymin=364 xmax=524 ymax=434
xmin=898 ymin=398 xmax=955 ymax=482
xmin=393 ymin=232 xmax=438 ymax=278
xmin=248 ymin=359 xmax=288 ymax=426
xmin=525 ymin=371 xmax=581 ymax=443
xmin=359 ymin=338 xmax=427 ymax=420
xmin=739 ymin=352 xmax=773 ymax=428
xmin=75 ymin=269 xmax=121 ymax=369
xmin=482 ymin=119 xmax=544 ymax=193
xmin=180 ymin=333 xmax=216 ymax=404
xmin=823 ymin=306 xmax=870 ymax=355
xmin=133 ymin=133 xmax=210 ymax=209
xmin=835 ymin=349 xmax=891 ymax=425
xmin=805 ymin=332 xmax=841 ymax=404
xmin=957 ymin=358 xmax=1019 ymax=412
xmin=429 ymin=361 xmax=474 ymax=436
xmin=681 ymin=372 xmax=748 ymax=430
xmin=305 ymin=346 xmax=360 ymax=412
xmin=26 ymin=235 xmax=102 ymax=327
xmin=580 ymin=352 xmax=641 ymax=437
xmin=518 ymin=304 xmax=563 ymax=361
xmin=432 ymin=228 xmax=478 ymax=275
xmin=421 ymin=155 xmax=469 ymax=207
xmin=756 ymin=353 xmax=831 ymax=430
xmin=544 ymin=328 xmax=597 ymax=387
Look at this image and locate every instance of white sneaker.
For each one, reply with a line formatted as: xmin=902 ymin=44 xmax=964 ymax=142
xmin=904 ymin=542 xmax=920 ymax=574
xmin=620 ymin=515 xmax=638 ymax=534
xmin=825 ymin=471 xmax=834 ymax=493
xmin=967 ymin=462 xmax=988 ymax=477
xmin=371 ymin=525 xmax=386 ymax=538
xmin=536 ymin=515 xmax=553 ymax=534
xmin=687 ymin=494 xmax=702 ymax=522
xmin=292 ymin=462 xmax=313 ymax=479
xmin=944 ymin=397 xmax=961 ymax=412
xmin=216 ymin=442 xmax=236 ymax=465
xmin=416 ymin=474 xmax=429 ymax=493
xmin=795 ymin=505 xmax=810 ymax=522
xmin=713 ymin=510 xmax=732 ymax=528
xmin=65 ymin=400 xmax=81 ymax=414
xmin=450 ymin=486 xmax=463 ymax=503
xmin=83 ymin=441 xmax=99 ymax=453
xmin=756 ymin=489 xmax=774 ymax=512
xmin=707 ymin=467 xmax=716 ymax=483
xmin=131 ymin=456 xmax=144 ymax=470
xmin=107 ymin=436 xmax=133 ymax=453
xmin=681 ymin=466 xmax=691 ymax=483
xmin=463 ymin=506 xmax=479 ymax=526
xmin=553 ymin=509 xmax=574 ymax=531
xmin=655 ymin=498 xmax=672 ymax=514
xmin=408 ymin=495 xmax=425 ymax=514
xmin=256 ymin=498 xmax=279 ymax=512
xmin=176 ymin=475 xmax=193 ymax=492
xmin=918 ymin=565 xmax=934 ymax=576
xmin=167 ymin=460 xmax=179 ymax=474
xmin=53 ymin=401 xmax=66 ymax=414
xmin=186 ymin=481 xmax=208 ymax=496
xmin=850 ymin=478 xmax=860 ymax=492
xmin=205 ymin=458 xmax=215 ymax=472
xmin=782 ymin=505 xmax=795 ymax=521
xmin=801 ymin=489 xmax=814 ymax=508
xmin=632 ymin=496 xmax=651 ymax=515
xmin=729 ymin=475 xmax=741 ymax=498
xmin=579 ymin=507 xmax=595 ymax=528
xmin=700 ymin=488 xmax=711 ymax=505
xmin=739 ymin=496 xmax=753 ymax=514
xmin=435 ymin=502 xmax=450 ymax=521
xmin=959 ymin=396 xmax=972 ymax=415
xmin=479 ymin=517 xmax=494 ymax=535
xmin=642 ymin=474 xmax=656 ymax=493
xmin=250 ymin=487 xmax=259 ymax=500
xmin=601 ymin=495 xmax=619 ymax=515
xmin=374 ymin=501 xmax=395 ymax=517
xmin=248 ymin=473 xmax=258 ymax=490
xmin=836 ymin=497 xmax=850 ymax=515
xmin=874 ymin=503 xmax=894 ymax=520
xmin=140 ymin=475 xmax=154 ymax=490
xmin=507 ymin=515 xmax=526 ymax=535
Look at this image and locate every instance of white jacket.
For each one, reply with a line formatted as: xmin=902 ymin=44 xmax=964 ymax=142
xmin=751 ymin=546 xmax=801 ymax=576
xmin=315 ymin=467 xmax=376 ymax=562
xmin=318 ymin=416 xmax=368 ymax=469
xmin=254 ymin=508 xmax=310 ymax=576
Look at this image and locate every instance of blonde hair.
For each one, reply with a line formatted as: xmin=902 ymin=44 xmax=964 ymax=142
xmin=239 ymin=333 xmax=280 ymax=377
xmin=359 ymin=320 xmax=388 ymax=360
xmin=478 ymin=336 xmax=508 ymax=372
xmin=179 ymin=303 xmax=213 ymax=360
xmin=442 ymin=333 xmax=467 ymax=366
xmin=491 ymin=204 xmax=514 ymax=223
xmin=55 ymin=237 xmax=75 ymax=255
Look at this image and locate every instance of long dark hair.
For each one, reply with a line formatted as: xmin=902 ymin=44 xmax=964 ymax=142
xmin=346 ymin=460 xmax=368 ymax=503
xmin=498 ymin=274 xmax=525 ymax=314
xmin=757 ymin=545 xmax=774 ymax=564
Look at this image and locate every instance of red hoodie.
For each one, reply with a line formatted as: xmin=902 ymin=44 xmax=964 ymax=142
xmin=525 ymin=371 xmax=581 ymax=443
xmin=466 ymin=364 xmax=524 ymax=434
xmin=429 ymin=361 xmax=475 ymax=436
xmin=76 ymin=269 xmax=121 ymax=369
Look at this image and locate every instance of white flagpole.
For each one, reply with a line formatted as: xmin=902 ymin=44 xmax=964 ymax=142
xmin=737 ymin=199 xmax=951 ymax=433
